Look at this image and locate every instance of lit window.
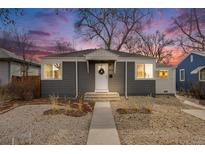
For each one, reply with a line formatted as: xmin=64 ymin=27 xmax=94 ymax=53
xmin=157 ymin=70 xmax=169 ymax=78
xmin=199 ymin=68 xmax=205 ymax=81
xmin=43 ymin=63 xmax=62 ymax=80
xmin=135 ymin=64 xmax=153 ymax=79
xmin=180 ymin=69 xmax=185 ymax=81
xmin=136 ymin=64 xmax=144 ymax=78
xmin=145 ymin=64 xmax=153 ymax=78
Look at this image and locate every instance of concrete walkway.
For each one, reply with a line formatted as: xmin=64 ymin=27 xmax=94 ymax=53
xmin=176 ymin=95 xmax=205 ymax=110
xmin=182 ymin=109 xmax=205 ymax=121
xmin=176 ymin=95 xmax=205 ymax=121
xmin=87 ymin=101 xmax=120 ymax=145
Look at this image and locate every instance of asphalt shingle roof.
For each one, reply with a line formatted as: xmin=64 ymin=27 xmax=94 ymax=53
xmin=43 ymin=48 xmax=156 ymax=59
xmin=0 ymin=48 xmax=40 ymax=67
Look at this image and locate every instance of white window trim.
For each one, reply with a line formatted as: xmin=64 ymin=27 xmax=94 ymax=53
xmin=135 ymin=63 xmax=154 ymax=80
xmin=41 ymin=62 xmax=63 ymax=80
xmin=190 ymin=55 xmax=193 ymax=63
xmin=199 ymin=68 xmax=205 ymax=82
xmin=179 ymin=69 xmax=185 ymax=81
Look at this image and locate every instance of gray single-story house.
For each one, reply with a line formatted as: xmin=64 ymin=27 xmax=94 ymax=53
xmin=0 ymin=48 xmax=40 ymax=86
xmin=41 ymin=48 xmax=176 ymax=98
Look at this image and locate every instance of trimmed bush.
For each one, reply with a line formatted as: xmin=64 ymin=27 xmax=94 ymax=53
xmin=0 ymin=81 xmax=34 ymax=101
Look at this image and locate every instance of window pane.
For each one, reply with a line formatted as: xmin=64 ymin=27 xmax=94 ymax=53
xmin=158 ymin=70 xmax=168 ymax=78
xmin=180 ymin=70 xmax=185 ymax=81
xmin=53 ymin=63 xmax=62 ymax=79
xmin=136 ymin=64 xmax=144 ymax=78
xmin=44 ymin=64 xmax=53 ymax=79
xmin=145 ymin=64 xmax=153 ymax=78
xmin=200 ymin=68 xmax=205 ymax=80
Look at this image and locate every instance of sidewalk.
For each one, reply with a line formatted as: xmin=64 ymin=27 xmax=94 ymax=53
xmin=87 ymin=101 xmax=120 ymax=145
xmin=182 ymin=109 xmax=205 ymax=121
xmin=176 ymin=95 xmax=205 ymax=110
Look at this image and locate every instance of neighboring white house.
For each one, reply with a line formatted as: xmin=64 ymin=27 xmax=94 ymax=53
xmin=0 ymin=48 xmax=40 ymax=86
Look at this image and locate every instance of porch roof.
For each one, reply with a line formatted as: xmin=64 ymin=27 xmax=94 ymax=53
xmin=191 ymin=66 xmax=205 ymax=74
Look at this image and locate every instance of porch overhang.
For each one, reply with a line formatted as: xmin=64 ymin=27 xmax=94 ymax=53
xmin=191 ymin=66 xmax=205 ymax=74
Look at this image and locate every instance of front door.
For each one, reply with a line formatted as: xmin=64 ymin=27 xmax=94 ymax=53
xmin=95 ymin=63 xmax=109 ymax=92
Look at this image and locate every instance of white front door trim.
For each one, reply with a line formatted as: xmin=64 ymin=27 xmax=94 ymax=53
xmin=95 ymin=63 xmax=109 ymax=92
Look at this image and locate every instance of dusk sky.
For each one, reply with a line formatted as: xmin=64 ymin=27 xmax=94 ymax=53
xmin=0 ymin=9 xmax=189 ymax=64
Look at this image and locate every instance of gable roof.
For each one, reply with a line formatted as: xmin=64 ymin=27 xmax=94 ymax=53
xmin=43 ymin=48 xmax=156 ymax=59
xmin=0 ymin=48 xmax=40 ymax=67
xmin=176 ymin=51 xmax=205 ymax=67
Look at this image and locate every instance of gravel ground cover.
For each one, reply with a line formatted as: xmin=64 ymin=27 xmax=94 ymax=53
xmin=0 ymin=104 xmax=92 ymax=145
xmin=111 ymin=96 xmax=205 ymax=144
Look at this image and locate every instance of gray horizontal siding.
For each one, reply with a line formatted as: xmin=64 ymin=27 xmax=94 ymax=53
xmin=0 ymin=61 xmax=9 ymax=85
xmin=127 ymin=62 xmax=155 ymax=95
xmin=109 ymin=62 xmax=125 ymax=95
xmin=78 ymin=62 xmax=95 ymax=95
xmin=41 ymin=62 xmax=76 ymax=97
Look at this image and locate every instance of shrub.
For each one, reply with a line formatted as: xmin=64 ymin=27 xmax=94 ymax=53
xmin=0 ymin=86 xmax=11 ymax=102
xmin=64 ymin=97 xmax=72 ymax=113
xmin=49 ymin=95 xmax=60 ymax=112
xmin=190 ymin=82 xmax=205 ymax=99
xmin=0 ymin=81 xmax=34 ymax=101
xmin=77 ymin=95 xmax=84 ymax=112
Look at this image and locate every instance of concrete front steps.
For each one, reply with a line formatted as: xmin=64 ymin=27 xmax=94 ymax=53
xmin=84 ymin=92 xmax=120 ymax=101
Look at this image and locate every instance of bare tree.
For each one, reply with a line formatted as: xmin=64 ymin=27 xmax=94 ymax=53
xmin=0 ymin=9 xmax=23 ymax=26
xmin=12 ymin=28 xmax=33 ymax=76
xmin=75 ymin=9 xmax=151 ymax=50
xmin=0 ymin=30 xmax=13 ymax=50
xmin=125 ymin=31 xmax=174 ymax=64
xmin=55 ymin=40 xmax=74 ymax=53
xmin=172 ymin=8 xmax=205 ymax=53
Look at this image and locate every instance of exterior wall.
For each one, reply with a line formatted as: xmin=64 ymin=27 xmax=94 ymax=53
xmin=78 ymin=62 xmax=95 ymax=95
xmin=109 ymin=62 xmax=125 ymax=95
xmin=28 ymin=65 xmax=40 ymax=76
xmin=40 ymin=60 xmax=157 ymax=97
xmin=0 ymin=61 xmax=9 ymax=85
xmin=156 ymin=67 xmax=176 ymax=94
xmin=10 ymin=62 xmax=40 ymax=77
xmin=176 ymin=53 xmax=205 ymax=91
xmin=41 ymin=62 xmax=76 ymax=97
xmin=127 ymin=62 xmax=155 ymax=95
xmin=78 ymin=61 xmax=125 ymax=95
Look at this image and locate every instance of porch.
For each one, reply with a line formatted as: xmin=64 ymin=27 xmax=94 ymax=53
xmin=84 ymin=92 xmax=120 ymax=101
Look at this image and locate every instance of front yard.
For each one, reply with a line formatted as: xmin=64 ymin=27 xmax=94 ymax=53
xmin=0 ymin=98 xmax=93 ymax=145
xmin=111 ymin=96 xmax=205 ymax=144
xmin=1 ymin=95 xmax=205 ymax=145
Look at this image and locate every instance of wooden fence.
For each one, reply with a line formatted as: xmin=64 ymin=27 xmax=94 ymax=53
xmin=12 ymin=76 xmax=41 ymax=98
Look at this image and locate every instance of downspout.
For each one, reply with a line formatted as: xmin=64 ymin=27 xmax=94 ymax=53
xmin=75 ymin=59 xmax=78 ymax=98
xmin=173 ymin=68 xmax=176 ymax=96
xmin=114 ymin=61 xmax=116 ymax=74
xmin=125 ymin=61 xmax=128 ymax=99
xmin=8 ymin=61 xmax=11 ymax=83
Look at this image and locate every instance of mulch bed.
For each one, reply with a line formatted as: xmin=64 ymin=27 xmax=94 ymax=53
xmin=0 ymin=98 xmax=50 ymax=114
xmin=116 ymin=107 xmax=152 ymax=114
xmin=43 ymin=108 xmax=87 ymax=117
xmin=0 ymin=98 xmax=95 ymax=115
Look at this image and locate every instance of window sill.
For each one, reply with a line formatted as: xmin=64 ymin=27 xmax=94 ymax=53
xmin=135 ymin=78 xmax=155 ymax=80
xmin=41 ymin=78 xmax=63 ymax=81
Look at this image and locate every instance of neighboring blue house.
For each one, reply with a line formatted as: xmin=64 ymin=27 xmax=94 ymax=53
xmin=176 ymin=51 xmax=205 ymax=93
